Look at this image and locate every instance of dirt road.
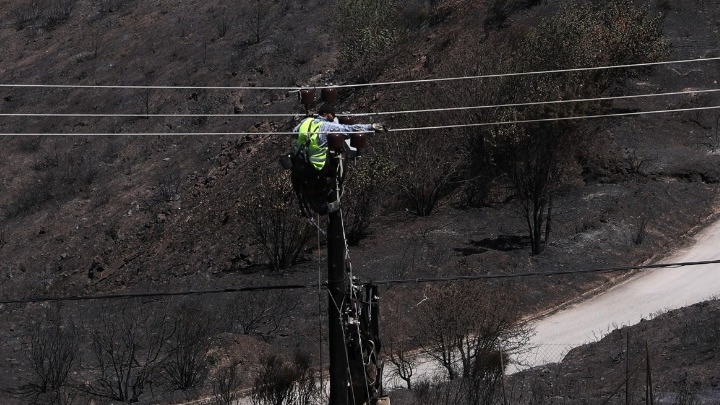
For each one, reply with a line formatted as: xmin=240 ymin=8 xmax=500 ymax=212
xmin=516 ymin=217 xmax=720 ymax=370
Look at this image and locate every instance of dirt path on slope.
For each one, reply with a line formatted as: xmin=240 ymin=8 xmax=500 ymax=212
xmin=516 ymin=214 xmax=720 ymax=370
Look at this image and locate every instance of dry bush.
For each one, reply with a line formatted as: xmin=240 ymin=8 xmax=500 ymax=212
xmin=402 ymin=282 xmax=526 ymax=402
xmin=211 ymin=362 xmax=242 ymax=405
xmin=163 ymin=299 xmax=220 ymax=392
xmin=341 ymin=154 xmax=396 ymax=244
xmin=237 ymin=169 xmax=312 ymax=271
xmin=13 ymin=308 xmax=80 ymax=405
xmin=375 ymin=129 xmax=464 ymax=216
xmin=411 ymin=282 xmax=531 ymax=386
xmin=82 ymin=302 xmax=172 ymax=403
xmin=382 ymin=302 xmax=419 ymax=391
xmin=250 ymin=351 xmax=322 ymax=405
xmin=225 ymin=290 xmax=299 ymax=341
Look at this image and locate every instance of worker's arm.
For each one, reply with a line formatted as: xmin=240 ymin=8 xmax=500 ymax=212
xmin=320 ymin=121 xmax=374 ymax=135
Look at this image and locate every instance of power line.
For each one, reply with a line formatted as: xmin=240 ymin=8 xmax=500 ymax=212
xmin=0 ymin=83 xmax=298 ymax=91
xmin=390 ymin=104 xmax=720 ymax=132
xmin=2 ymin=87 xmax=719 ymax=119
xmin=353 ymin=88 xmax=720 ymax=117
xmin=328 ymin=56 xmax=720 ymax=90
xmin=0 ymin=283 xmax=314 ymax=305
xmin=0 ymin=112 xmax=304 ymax=118
xmin=367 ymin=259 xmax=720 ymax=286
xmin=1 ymin=56 xmax=718 ymax=91
xmin=2 ymin=258 xmax=719 ymax=305
xmin=3 ymin=103 xmax=719 ymax=136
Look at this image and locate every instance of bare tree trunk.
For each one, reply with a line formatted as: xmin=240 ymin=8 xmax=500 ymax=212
xmin=544 ymin=195 xmax=553 ymax=249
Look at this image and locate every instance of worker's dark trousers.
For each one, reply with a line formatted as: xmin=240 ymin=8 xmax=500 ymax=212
xmin=291 ymin=158 xmax=333 ymax=215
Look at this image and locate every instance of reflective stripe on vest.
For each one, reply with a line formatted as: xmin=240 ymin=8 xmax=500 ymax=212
xmin=295 ymin=117 xmax=327 ymax=171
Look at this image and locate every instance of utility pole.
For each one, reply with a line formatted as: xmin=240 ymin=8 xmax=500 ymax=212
xmin=327 ymin=152 xmax=350 ymax=405
xmin=288 ymin=117 xmax=382 ymax=405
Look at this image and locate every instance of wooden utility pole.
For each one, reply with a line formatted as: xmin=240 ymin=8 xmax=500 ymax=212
xmin=324 ymin=139 xmax=384 ymax=405
xmin=327 ymin=155 xmax=350 ymax=405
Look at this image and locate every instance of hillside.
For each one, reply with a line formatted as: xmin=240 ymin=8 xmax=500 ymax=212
xmin=1 ymin=0 xmax=720 ymax=403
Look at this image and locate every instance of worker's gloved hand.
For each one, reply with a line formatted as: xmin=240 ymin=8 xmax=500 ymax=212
xmin=371 ymin=123 xmax=388 ymax=133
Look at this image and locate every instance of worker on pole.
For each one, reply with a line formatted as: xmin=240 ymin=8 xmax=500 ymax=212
xmin=282 ymin=102 xmax=388 ymax=405
xmin=287 ymin=103 xmax=387 ymax=216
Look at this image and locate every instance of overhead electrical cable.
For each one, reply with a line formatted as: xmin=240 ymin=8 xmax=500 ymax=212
xmin=0 ymin=56 xmax=718 ymax=91
xmin=367 ymin=259 xmax=720 ymax=286
xmin=389 ymin=104 xmax=720 ymax=132
xmin=3 ymin=103 xmax=720 ymax=136
xmin=0 ymin=112 xmax=305 ymax=118
xmin=0 ymin=283 xmax=315 ymax=305
xmin=351 ymin=87 xmax=720 ymax=117
xmin=2 ymin=87 xmax=719 ymax=119
xmin=327 ymin=56 xmax=720 ymax=89
xmin=2 ymin=258 xmax=720 ymax=305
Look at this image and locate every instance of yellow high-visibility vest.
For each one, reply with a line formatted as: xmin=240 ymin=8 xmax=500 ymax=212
xmin=295 ymin=117 xmax=327 ymax=171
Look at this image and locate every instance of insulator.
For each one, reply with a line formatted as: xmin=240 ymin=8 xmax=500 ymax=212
xmin=321 ymin=87 xmax=338 ymax=104
xmin=350 ymin=133 xmax=368 ymax=150
xmin=328 ymin=133 xmax=345 ymax=152
xmin=299 ymin=89 xmax=316 ymax=108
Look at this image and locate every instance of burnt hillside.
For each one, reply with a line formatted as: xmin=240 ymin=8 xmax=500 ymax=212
xmin=1 ymin=0 xmax=719 ymax=403
xmin=0 ymin=0 xmax=716 ymax=301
